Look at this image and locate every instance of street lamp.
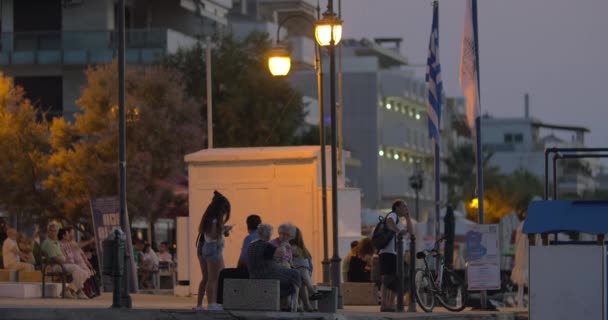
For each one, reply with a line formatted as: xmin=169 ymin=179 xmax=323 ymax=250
xmin=314 ymin=12 xmax=343 ymax=47
xmin=316 ymin=0 xmax=343 ymax=304
xmin=267 ymin=47 xmax=291 ymax=77
xmin=267 ymin=7 xmax=333 ymax=283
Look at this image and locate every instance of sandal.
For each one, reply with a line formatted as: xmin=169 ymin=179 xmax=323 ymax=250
xmin=309 ymin=292 xmax=327 ymax=301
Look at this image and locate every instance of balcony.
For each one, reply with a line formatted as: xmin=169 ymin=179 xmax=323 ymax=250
xmin=0 ymin=29 xmax=200 ymax=66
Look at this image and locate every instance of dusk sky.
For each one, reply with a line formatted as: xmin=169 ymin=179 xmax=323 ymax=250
xmin=341 ymin=0 xmax=608 ymax=148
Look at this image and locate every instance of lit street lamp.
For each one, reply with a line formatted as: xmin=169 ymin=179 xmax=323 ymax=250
xmin=267 ymin=47 xmax=291 ymax=77
xmin=315 ymin=0 xmax=343 ymax=304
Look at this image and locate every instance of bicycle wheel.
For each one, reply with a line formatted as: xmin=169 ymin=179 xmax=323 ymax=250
xmin=414 ymin=268 xmax=435 ymax=312
xmin=436 ymin=269 xmax=467 ymax=312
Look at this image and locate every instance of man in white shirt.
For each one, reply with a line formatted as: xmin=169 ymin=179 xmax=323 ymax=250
xmin=138 ymin=242 xmax=159 ymax=289
xmin=2 ymin=228 xmax=34 ymax=271
xmin=378 ymin=200 xmax=413 ymax=312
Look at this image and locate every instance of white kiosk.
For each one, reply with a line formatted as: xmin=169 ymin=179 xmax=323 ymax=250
xmin=176 ymin=146 xmax=361 ymax=295
xmin=523 ymin=200 xmax=608 ymax=320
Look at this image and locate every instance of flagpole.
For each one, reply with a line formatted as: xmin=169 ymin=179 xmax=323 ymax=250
xmin=432 ymin=1 xmax=441 ymax=274
xmin=471 ymin=0 xmax=488 ymax=310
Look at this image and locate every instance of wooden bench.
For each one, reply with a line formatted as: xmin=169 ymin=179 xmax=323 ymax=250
xmin=18 ymin=271 xmax=43 ymax=283
xmin=223 ymin=279 xmax=280 ymax=311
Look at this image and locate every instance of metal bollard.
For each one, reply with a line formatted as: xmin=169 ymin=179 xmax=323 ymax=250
xmin=408 ymin=235 xmax=417 ymax=312
xmin=396 ymin=235 xmax=404 ymax=312
xmin=103 ymin=229 xmax=125 ymax=308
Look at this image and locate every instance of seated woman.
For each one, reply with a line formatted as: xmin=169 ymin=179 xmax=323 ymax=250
xmin=248 ymin=224 xmax=302 ymax=309
xmin=138 ymin=242 xmax=159 ymax=289
xmin=290 ymin=227 xmax=324 ymax=311
xmin=269 ymin=223 xmax=295 ymax=269
xmin=348 ymin=238 xmax=374 ymax=282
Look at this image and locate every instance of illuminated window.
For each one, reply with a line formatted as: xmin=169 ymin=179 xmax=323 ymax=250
xmin=386 ymin=102 xmax=392 ymax=110
xmin=415 ymin=112 xmax=421 ymax=120
xmin=393 ymin=153 xmax=399 ymax=160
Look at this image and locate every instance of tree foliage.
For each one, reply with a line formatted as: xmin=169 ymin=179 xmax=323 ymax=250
xmin=164 ymin=32 xmax=306 ymax=147
xmin=45 ymin=62 xmax=203 ymax=223
xmin=442 ymin=143 xmax=543 ymax=223
xmin=0 ymin=74 xmax=56 ymax=224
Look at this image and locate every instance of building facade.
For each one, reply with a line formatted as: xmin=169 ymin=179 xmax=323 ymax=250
xmin=0 ymin=0 xmax=231 ymax=120
xmin=289 ymin=38 xmax=450 ymax=219
xmin=480 ymin=115 xmax=598 ymax=196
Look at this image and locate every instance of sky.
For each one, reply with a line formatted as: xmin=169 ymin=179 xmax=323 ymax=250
xmin=340 ymin=0 xmax=608 ymax=148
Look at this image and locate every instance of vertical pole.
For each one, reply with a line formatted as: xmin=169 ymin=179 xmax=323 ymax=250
xmin=396 ymin=235 xmax=404 ymax=312
xmin=407 ymin=236 xmax=417 ymax=312
xmin=415 ymin=189 xmax=419 ymax=222
xmin=316 ymin=0 xmax=330 ymax=283
xmin=475 ymin=116 xmax=486 ymax=309
xmin=544 ymin=149 xmax=549 ymax=199
xmin=117 ymin=0 xmax=132 ymax=308
xmin=552 ymin=154 xmax=559 ymax=200
xmin=336 ymin=0 xmax=343 ymax=178
xmin=434 ymin=141 xmax=441 ymax=272
xmin=328 ymin=0 xmax=343 ymax=308
xmin=206 ymin=36 xmax=213 ymax=149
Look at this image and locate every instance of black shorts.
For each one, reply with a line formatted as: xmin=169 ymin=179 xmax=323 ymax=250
xmin=379 ymin=253 xmax=397 ymax=276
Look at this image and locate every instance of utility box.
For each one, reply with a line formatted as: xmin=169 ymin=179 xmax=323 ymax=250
xmin=523 ymin=200 xmax=608 ymax=320
xmin=182 ymin=146 xmax=361 ymax=295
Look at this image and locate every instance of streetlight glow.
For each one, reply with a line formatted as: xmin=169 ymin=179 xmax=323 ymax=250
xmin=268 ymin=47 xmax=291 ymax=76
xmin=315 ymin=12 xmax=343 ymax=47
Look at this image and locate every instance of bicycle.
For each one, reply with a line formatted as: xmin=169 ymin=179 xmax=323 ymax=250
xmin=414 ymin=236 xmax=467 ymax=312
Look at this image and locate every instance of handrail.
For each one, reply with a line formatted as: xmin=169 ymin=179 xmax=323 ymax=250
xmin=544 ymin=147 xmax=608 ymax=200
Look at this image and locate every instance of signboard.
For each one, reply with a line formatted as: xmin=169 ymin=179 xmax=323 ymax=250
xmin=90 ymin=196 xmax=138 ymax=292
xmin=466 ymin=224 xmax=500 ymax=290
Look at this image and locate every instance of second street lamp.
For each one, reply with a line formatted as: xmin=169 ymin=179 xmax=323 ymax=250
xmin=267 ymin=7 xmax=333 ymax=283
xmin=316 ymin=0 xmax=343 ymax=306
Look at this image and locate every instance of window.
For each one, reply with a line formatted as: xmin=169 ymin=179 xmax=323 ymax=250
xmin=514 ymin=133 xmax=524 ymax=143
xmin=504 ymin=133 xmax=513 ymax=143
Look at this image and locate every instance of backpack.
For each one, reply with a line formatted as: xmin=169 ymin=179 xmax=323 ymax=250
xmin=371 ymin=212 xmax=395 ymax=250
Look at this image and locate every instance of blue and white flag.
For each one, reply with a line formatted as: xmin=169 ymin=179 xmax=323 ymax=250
xmin=426 ymin=2 xmax=443 ymax=141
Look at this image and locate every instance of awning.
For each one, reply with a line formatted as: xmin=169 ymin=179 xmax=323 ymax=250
xmin=523 ymin=200 xmax=608 ymax=235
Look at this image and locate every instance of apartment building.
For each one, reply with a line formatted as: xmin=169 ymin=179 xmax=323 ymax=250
xmin=0 ymin=0 xmax=232 ymax=120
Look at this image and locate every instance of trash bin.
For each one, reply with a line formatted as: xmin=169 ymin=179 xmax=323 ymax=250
xmin=102 ymin=229 xmax=125 ymax=277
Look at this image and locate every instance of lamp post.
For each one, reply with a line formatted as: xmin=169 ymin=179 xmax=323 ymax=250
xmin=266 ymin=5 xmax=336 ymax=283
xmin=315 ymin=0 xmax=343 ymax=305
xmin=115 ymin=0 xmax=131 ymax=308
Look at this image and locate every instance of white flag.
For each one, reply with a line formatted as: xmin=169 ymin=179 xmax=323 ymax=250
xmin=459 ymin=0 xmax=480 ymax=130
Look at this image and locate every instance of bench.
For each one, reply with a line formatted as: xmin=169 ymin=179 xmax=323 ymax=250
xmin=0 ymin=269 xmax=18 ymax=282
xmin=341 ymin=282 xmax=379 ymax=305
xmin=41 ymin=255 xmax=71 ymax=299
xmin=223 ymin=279 xmax=280 ymax=311
xmin=314 ymin=285 xmax=338 ymax=313
xmin=0 ymin=282 xmax=63 ymax=298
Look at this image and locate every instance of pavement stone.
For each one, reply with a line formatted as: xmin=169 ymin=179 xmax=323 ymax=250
xmin=0 ymin=293 xmax=527 ymax=320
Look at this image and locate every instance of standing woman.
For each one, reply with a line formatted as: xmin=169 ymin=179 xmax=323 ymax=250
xmin=195 ymin=191 xmax=231 ymax=311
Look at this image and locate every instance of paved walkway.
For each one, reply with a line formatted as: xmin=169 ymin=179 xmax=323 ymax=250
xmin=0 ymin=293 xmax=528 ymax=320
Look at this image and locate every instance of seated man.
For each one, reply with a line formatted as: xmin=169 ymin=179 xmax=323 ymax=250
xmin=138 ymin=242 xmax=159 ymax=289
xmin=2 ymin=228 xmax=34 ymax=271
xmin=216 ymin=214 xmax=262 ymax=306
xmin=41 ymin=223 xmax=90 ymax=299
xmin=157 ymin=241 xmax=173 ymax=270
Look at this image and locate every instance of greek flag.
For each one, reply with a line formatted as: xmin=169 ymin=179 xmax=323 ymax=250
xmin=426 ymin=2 xmax=442 ymax=141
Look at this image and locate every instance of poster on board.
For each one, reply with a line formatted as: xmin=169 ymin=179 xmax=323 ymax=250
xmin=466 ymin=224 xmax=501 ymax=290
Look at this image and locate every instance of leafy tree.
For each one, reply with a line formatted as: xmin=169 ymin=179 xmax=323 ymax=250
xmin=45 ymin=63 xmax=203 ymax=231
xmin=163 ymin=32 xmax=306 ymax=147
xmin=0 ymin=73 xmax=56 ymax=226
xmin=442 ymin=143 xmax=543 ymax=223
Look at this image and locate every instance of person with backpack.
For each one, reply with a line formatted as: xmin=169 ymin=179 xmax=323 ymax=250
xmin=376 ymin=200 xmax=413 ymax=312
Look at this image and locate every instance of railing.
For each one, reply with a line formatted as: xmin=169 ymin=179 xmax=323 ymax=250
xmin=0 ymin=29 xmax=198 ymax=65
